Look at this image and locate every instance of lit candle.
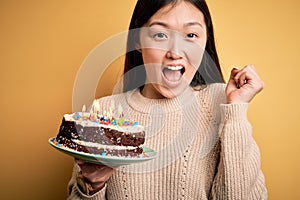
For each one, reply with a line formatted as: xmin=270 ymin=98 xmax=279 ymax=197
xmin=107 ymin=108 xmax=113 ymax=123
xmin=110 ymin=99 xmax=115 ymax=115
xmin=117 ymin=104 xmax=124 ymax=125
xmin=92 ymin=99 xmax=100 ymax=114
xmin=82 ymin=104 xmax=86 ymax=120
xmin=117 ymin=104 xmax=123 ymax=118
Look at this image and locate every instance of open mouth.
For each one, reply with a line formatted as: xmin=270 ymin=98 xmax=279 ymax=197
xmin=162 ymin=66 xmax=185 ymax=82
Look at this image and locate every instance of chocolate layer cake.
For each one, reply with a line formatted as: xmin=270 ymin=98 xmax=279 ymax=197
xmin=56 ymin=112 xmax=145 ymax=157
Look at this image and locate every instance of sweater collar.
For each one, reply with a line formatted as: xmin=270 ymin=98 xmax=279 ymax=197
xmin=125 ymin=86 xmax=201 ymax=114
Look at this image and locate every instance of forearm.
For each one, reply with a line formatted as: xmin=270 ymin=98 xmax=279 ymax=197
xmin=211 ymin=103 xmax=267 ymax=199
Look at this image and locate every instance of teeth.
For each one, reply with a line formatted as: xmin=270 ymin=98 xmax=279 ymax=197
xmin=167 ymin=66 xmax=183 ymax=71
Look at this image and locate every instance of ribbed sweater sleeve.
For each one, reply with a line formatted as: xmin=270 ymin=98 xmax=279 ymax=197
xmin=210 ymin=103 xmax=268 ymax=199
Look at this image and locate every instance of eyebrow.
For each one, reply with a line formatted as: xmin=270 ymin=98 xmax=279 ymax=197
xmin=149 ymin=21 xmax=169 ymax=28
xmin=184 ymin=22 xmax=203 ymax=28
xmin=148 ymin=21 xmax=203 ymax=28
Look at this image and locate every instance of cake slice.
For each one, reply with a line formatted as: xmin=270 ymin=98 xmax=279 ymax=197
xmin=56 ymin=112 xmax=145 ymax=157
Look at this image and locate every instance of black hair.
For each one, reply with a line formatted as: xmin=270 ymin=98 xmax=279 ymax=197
xmin=123 ymin=0 xmax=224 ymax=92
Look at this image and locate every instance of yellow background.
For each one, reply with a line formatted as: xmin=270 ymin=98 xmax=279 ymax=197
xmin=1 ymin=0 xmax=299 ymax=199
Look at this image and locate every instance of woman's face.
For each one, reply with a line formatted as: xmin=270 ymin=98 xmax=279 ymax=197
xmin=139 ymin=1 xmax=207 ymax=99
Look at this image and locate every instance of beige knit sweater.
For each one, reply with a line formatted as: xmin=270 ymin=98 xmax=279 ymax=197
xmin=67 ymin=83 xmax=267 ymax=200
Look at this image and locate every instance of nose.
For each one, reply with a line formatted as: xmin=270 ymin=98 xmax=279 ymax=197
xmin=166 ymin=34 xmax=183 ymax=60
xmin=166 ymin=50 xmax=182 ymax=60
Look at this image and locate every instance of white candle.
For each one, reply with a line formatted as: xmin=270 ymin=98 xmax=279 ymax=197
xmin=118 ymin=104 xmax=123 ymax=118
xmin=82 ymin=105 xmax=86 ymax=119
xmin=92 ymin=99 xmax=100 ymax=114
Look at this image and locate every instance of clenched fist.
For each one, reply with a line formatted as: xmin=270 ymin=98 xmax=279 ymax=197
xmin=226 ymin=65 xmax=264 ymax=104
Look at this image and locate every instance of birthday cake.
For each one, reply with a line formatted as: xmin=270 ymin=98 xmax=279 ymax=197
xmin=55 ymin=109 xmax=145 ymax=157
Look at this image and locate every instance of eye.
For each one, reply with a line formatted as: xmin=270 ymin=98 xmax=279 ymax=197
xmin=186 ymin=33 xmax=198 ymax=39
xmin=153 ymin=32 xmax=168 ymax=40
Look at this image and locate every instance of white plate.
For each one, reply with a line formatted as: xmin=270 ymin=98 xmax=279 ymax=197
xmin=49 ymin=137 xmax=157 ymax=167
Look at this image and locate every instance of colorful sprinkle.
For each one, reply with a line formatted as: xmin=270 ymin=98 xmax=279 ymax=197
xmin=74 ymin=112 xmax=81 ymax=120
xmin=71 ymin=108 xmax=140 ymax=127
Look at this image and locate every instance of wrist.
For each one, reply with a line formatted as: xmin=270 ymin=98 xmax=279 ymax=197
xmin=226 ymin=98 xmax=247 ymax=104
xmin=77 ymin=173 xmax=105 ymax=195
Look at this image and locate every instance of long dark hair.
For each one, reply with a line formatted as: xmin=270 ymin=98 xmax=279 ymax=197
xmin=123 ymin=0 xmax=225 ymax=92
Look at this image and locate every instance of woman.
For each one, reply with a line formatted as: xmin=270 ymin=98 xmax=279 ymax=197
xmin=68 ymin=0 xmax=267 ymax=199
